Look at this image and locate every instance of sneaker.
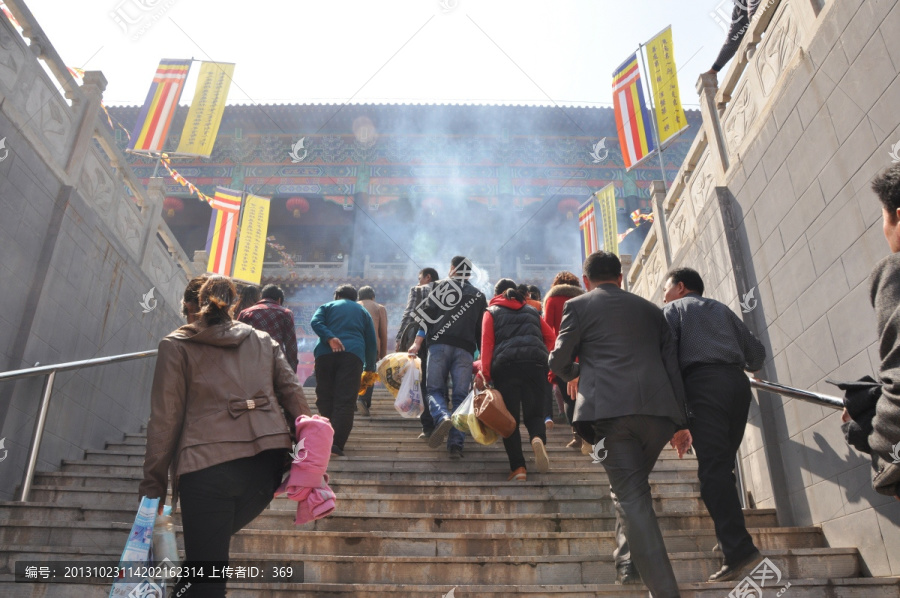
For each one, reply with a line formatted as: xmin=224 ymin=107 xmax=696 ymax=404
xmin=544 ymin=417 xmax=554 ymax=431
xmin=566 ymin=437 xmax=581 ymax=450
xmin=707 ymin=551 xmax=764 ymax=583
xmin=531 ymin=437 xmax=550 ymax=473
xmin=507 ymin=467 xmax=527 ymax=482
xmin=330 ymin=445 xmax=344 ymax=457
xmin=428 ymin=417 xmax=452 ymax=449
xmin=357 ymin=399 xmax=370 ymax=416
xmin=615 ymin=561 xmax=642 ymax=585
xmin=449 ymin=446 xmax=463 ymax=460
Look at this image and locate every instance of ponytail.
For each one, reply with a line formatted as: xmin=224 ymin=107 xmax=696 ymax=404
xmin=502 ymin=288 xmax=526 ymax=302
xmin=197 ymin=275 xmax=237 ymax=327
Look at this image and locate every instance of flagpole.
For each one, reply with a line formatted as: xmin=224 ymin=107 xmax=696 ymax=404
xmin=637 ymin=43 xmax=669 ymax=190
xmin=230 ymin=187 xmax=249 ymax=278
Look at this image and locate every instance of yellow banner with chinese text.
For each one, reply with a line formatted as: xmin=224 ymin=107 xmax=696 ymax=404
xmin=645 ymin=27 xmax=688 ymax=147
xmin=232 ymin=194 xmax=270 ymax=284
xmin=175 ymin=61 xmax=234 ymax=157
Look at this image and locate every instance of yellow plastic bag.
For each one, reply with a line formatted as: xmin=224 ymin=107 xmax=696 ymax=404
xmin=467 ymin=411 xmax=498 ymax=445
xmin=451 ymin=391 xmax=475 ymax=434
xmin=376 ymin=353 xmax=420 ymax=399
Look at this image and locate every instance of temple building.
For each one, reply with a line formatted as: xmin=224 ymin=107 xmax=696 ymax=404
xmin=108 ymin=103 xmax=700 ymax=381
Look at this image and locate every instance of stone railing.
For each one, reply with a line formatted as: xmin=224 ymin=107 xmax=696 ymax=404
xmin=628 ymin=0 xmax=824 ymax=299
xmin=0 ymin=0 xmax=192 ymax=307
xmin=263 ymin=260 xmax=350 ymax=280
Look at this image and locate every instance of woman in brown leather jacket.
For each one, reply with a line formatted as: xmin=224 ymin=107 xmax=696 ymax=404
xmin=140 ymin=275 xmax=311 ymax=597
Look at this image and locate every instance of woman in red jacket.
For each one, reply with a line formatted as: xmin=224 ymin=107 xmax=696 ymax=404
xmin=542 ymin=271 xmax=584 ymax=449
xmin=481 ymin=279 xmax=556 ymax=482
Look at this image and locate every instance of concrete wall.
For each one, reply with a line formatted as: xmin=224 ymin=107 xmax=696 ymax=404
xmin=629 ymin=0 xmax=900 ymax=576
xmin=0 ymin=3 xmax=192 ymax=499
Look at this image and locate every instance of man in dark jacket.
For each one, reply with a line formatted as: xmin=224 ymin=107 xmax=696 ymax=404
xmin=705 ymin=0 xmax=761 ymax=76
xmin=841 ymin=164 xmax=900 ymax=498
xmin=311 ymin=284 xmax=378 ymax=457
xmin=549 ymin=251 xmax=691 ymax=598
xmin=409 ymin=256 xmax=487 ymax=457
xmin=663 ymin=267 xmax=766 ymax=582
xmin=397 ymin=267 xmax=439 ymax=438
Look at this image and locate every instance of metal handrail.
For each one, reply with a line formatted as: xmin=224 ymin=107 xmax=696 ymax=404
xmin=0 ymin=350 xmax=158 ymax=501
xmin=748 ymin=375 xmax=844 ymax=410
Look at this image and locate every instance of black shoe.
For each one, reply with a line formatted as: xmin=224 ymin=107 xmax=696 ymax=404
xmin=615 ymin=561 xmax=642 ymax=585
xmin=418 ymin=430 xmax=433 ymax=440
xmin=449 ymin=446 xmax=463 ymax=460
xmin=708 ymin=550 xmax=764 ymax=583
xmin=330 ymin=445 xmax=344 ymax=457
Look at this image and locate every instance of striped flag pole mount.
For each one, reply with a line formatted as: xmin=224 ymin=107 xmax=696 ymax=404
xmin=612 ymin=54 xmax=657 ymax=170
xmin=128 ymin=59 xmax=192 ymax=153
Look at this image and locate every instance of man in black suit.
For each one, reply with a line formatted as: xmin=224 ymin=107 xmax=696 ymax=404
xmin=549 ymin=251 xmax=691 ymax=598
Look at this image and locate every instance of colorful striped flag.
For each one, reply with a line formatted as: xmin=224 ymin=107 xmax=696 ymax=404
xmin=612 ymin=54 xmax=656 ymax=170
xmin=128 ymin=59 xmax=192 ymax=153
xmin=209 ymin=186 xmax=242 ymax=213
xmin=578 ymin=198 xmax=599 ymax=262
xmin=206 ymin=187 xmax=243 ymax=276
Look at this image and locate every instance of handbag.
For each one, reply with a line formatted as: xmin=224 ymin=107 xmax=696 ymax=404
xmin=472 ymin=376 xmax=517 ymax=438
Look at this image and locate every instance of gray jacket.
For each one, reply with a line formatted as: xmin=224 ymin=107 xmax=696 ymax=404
xmin=868 ymin=253 xmax=900 ymax=496
xmin=548 ymin=283 xmax=689 ymax=428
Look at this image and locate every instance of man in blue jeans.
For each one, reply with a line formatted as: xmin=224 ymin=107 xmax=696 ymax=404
xmin=409 ymin=256 xmax=487 ymax=458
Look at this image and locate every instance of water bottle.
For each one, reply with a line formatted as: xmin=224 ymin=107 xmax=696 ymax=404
xmin=152 ymin=505 xmax=180 ymax=577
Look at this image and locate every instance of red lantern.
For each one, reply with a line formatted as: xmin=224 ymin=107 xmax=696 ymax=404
xmin=558 ymin=198 xmax=580 ymax=220
xmin=163 ymin=196 xmax=184 ymax=218
xmin=422 ymin=198 xmax=443 ymax=215
xmin=286 ymin=197 xmax=310 ymax=218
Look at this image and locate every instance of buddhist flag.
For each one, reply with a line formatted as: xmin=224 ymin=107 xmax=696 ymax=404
xmin=579 ymin=198 xmax=599 ymax=262
xmin=232 ymin=194 xmax=271 ymax=284
xmin=594 ymin=183 xmax=619 ymax=257
xmin=128 ymin=59 xmax=192 ymax=153
xmin=645 ymin=26 xmax=688 ymax=146
xmin=613 ymin=54 xmax=656 ymax=170
xmin=175 ymin=62 xmax=235 ymax=157
xmin=206 ymin=187 xmax=243 ymax=276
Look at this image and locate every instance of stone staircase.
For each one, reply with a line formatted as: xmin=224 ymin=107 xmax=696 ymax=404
xmin=2 ymin=388 xmax=899 ymax=596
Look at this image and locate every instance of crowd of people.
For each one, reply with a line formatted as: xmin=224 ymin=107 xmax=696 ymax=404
xmin=139 ymin=160 xmax=900 ymax=598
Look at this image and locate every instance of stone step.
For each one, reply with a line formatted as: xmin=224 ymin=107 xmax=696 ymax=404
xmin=0 ymin=546 xmax=861 ymax=585
xmin=4 ymin=578 xmax=899 ymax=598
xmin=25 ymin=486 xmax=708 ymax=515
xmin=57 ymin=459 xmax=693 ymax=482
xmin=0 ymin=502 xmax=778 ymax=533
xmin=0 ymin=520 xmax=826 ymax=556
xmin=32 ymin=471 xmax=700 ymax=495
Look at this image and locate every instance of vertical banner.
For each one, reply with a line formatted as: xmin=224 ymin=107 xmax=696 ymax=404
xmin=578 ymin=197 xmax=599 ymax=262
xmin=128 ymin=59 xmax=192 ymax=153
xmin=645 ymin=26 xmax=688 ymax=146
xmin=175 ymin=62 xmax=235 ymax=157
xmin=232 ymin=194 xmax=271 ymax=284
xmin=612 ymin=54 xmax=656 ymax=170
xmin=206 ymin=187 xmax=242 ymax=276
xmin=594 ymin=183 xmax=619 ymax=256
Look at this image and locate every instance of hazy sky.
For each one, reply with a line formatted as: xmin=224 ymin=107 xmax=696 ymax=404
xmin=22 ymin=0 xmax=734 ymax=108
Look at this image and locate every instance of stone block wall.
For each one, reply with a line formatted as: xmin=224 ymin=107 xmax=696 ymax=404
xmin=0 ymin=4 xmax=190 ymax=500
xmin=629 ymin=0 xmax=900 ymax=576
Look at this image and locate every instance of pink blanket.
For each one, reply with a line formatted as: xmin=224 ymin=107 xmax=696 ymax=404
xmin=275 ymin=415 xmax=336 ymax=525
